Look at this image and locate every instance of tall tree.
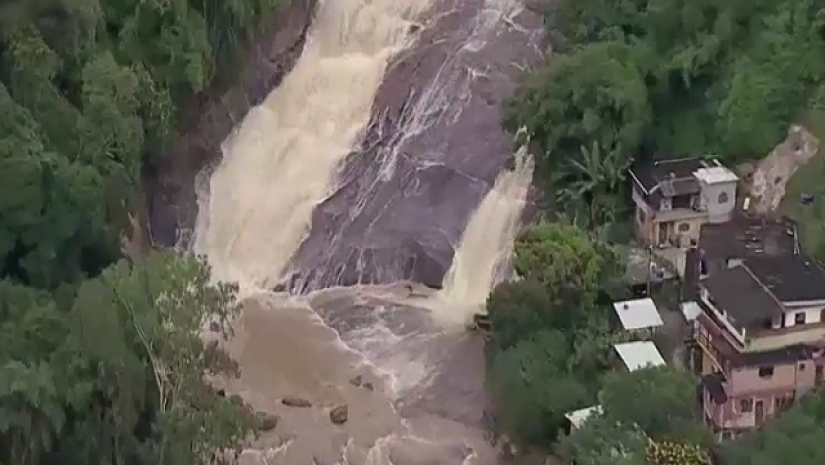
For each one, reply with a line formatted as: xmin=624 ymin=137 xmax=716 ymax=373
xmin=600 ymin=366 xmax=710 ymax=446
xmin=557 ymin=414 xmax=648 ymax=465
xmin=488 ymin=330 xmax=594 ymax=445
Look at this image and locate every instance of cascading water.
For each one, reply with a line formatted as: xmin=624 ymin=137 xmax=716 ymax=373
xmin=436 ymin=147 xmax=533 ymax=323
xmin=192 ymin=0 xmax=541 ymax=464
xmin=195 ymin=0 xmax=434 ymax=288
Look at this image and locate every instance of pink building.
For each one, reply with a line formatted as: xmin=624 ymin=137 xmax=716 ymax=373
xmin=686 ymin=253 xmax=825 ymax=438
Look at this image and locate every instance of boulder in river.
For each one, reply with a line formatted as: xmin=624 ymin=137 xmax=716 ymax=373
xmin=329 ymin=404 xmax=349 ymax=425
xmin=281 ymin=396 xmax=312 ymax=408
xmin=349 ymin=374 xmax=363 ymax=387
xmin=254 ymin=412 xmax=280 ymax=431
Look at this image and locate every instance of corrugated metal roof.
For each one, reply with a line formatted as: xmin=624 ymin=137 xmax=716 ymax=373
xmin=614 ymin=341 xmax=666 ymax=371
xmin=612 ymin=298 xmax=664 ymax=330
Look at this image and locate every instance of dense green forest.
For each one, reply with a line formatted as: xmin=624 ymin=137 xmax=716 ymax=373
xmin=507 ymin=0 xmax=825 ymax=232
xmin=0 ymin=0 xmax=286 ymax=463
xmin=487 ymin=0 xmax=825 ymax=463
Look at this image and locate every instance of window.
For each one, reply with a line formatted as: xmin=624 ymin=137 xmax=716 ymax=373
xmin=637 ymin=208 xmax=646 ymax=224
xmin=678 ymin=222 xmax=690 ymax=232
xmin=775 ymin=396 xmax=791 ymax=410
xmin=718 ymin=192 xmax=729 ymax=204
xmin=739 ymin=399 xmax=753 ymax=413
xmin=758 ymin=366 xmax=774 ymax=378
xmin=800 ymin=363 xmax=807 ymax=372
xmin=795 ymin=312 xmax=806 ymax=325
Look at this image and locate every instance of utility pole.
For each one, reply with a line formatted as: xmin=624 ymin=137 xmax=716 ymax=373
xmin=646 ymin=244 xmax=653 ymax=297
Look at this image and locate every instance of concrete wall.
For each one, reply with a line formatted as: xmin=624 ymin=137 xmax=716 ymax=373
xmin=699 ymin=179 xmax=737 ymax=224
xmin=772 ymin=303 xmax=825 ymax=329
xmin=728 ymin=363 xmax=799 ymax=397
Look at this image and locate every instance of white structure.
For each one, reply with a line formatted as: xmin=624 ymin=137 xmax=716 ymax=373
xmin=614 ymin=341 xmax=666 ymax=371
xmin=612 ymin=298 xmax=664 ymax=331
xmin=694 ymin=164 xmax=738 ymax=224
xmin=565 ymin=405 xmax=602 ymax=430
xmin=680 ymin=301 xmax=702 ymax=322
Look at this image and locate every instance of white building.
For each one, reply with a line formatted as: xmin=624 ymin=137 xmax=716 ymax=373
xmin=614 ymin=341 xmax=666 ymax=372
xmin=612 ymin=298 xmax=664 ymax=333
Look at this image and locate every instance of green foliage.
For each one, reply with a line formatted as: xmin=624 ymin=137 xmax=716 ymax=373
xmin=600 ymin=366 xmax=710 ymax=446
xmin=719 ymin=391 xmax=825 ymax=465
xmin=557 ymin=366 xmax=711 ymax=465
xmin=513 ymin=0 xmax=825 ymax=228
xmin=486 ymin=280 xmax=555 ymax=353
xmin=486 ymin=222 xmax=621 ymax=447
xmin=489 ymin=331 xmax=593 ymax=445
xmin=505 ymin=41 xmax=648 ymax=223
xmin=513 ymin=221 xmax=616 ymax=310
xmin=557 ymin=414 xmax=648 ymax=465
xmin=0 ymin=252 xmax=253 ymax=465
xmin=0 ymin=0 xmax=285 ymax=463
xmin=646 ymin=440 xmax=712 ymax=465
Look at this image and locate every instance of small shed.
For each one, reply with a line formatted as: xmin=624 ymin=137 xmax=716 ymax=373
xmin=564 ymin=405 xmax=602 ymax=432
xmin=614 ymin=341 xmax=666 ymax=372
xmin=612 ymin=298 xmax=664 ymax=335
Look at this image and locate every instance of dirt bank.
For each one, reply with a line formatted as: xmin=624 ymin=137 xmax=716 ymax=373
xmin=142 ymin=0 xmax=318 ymax=249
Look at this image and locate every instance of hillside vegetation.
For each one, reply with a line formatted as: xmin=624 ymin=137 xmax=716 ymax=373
xmin=487 ymin=0 xmax=825 ymax=463
xmin=507 ymin=0 xmax=825 ymax=232
xmin=0 ymin=0 xmax=285 ymax=463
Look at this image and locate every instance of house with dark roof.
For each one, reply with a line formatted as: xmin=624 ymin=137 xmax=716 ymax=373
xmin=683 ymin=253 xmax=825 ymax=436
xmin=698 ymin=213 xmax=798 ymax=276
xmin=629 ymin=158 xmax=738 ymax=248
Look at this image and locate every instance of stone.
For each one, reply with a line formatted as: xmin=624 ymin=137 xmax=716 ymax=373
xmin=362 ymin=381 xmax=374 ymax=391
xmin=209 ymin=321 xmax=221 ymax=333
xmin=329 ymin=404 xmax=348 ymax=425
xmin=254 ymin=412 xmax=280 ymax=431
xmin=281 ymin=396 xmax=312 ymax=408
xmin=349 ymin=375 xmax=363 ymax=387
xmin=271 ymin=282 xmax=286 ymax=292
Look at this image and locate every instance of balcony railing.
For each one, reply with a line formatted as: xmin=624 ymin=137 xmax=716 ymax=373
xmin=694 ymin=323 xmax=728 ymax=374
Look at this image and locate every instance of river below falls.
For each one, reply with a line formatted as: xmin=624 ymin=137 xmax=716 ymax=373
xmin=191 ymin=1 xmax=544 ymax=464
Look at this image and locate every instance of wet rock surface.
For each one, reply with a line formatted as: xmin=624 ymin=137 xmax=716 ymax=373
xmin=283 ymin=0 xmax=544 ymax=292
xmin=329 ymin=404 xmax=349 ymax=425
xmin=254 ymin=412 xmax=280 ymax=431
xmin=281 ymin=396 xmax=313 ymax=408
xmin=144 ymin=0 xmax=318 ymax=248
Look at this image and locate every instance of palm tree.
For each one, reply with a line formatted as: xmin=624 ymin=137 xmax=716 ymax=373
xmin=557 ymin=141 xmax=631 ymax=229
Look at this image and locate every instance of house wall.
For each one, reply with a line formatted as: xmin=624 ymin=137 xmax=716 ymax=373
xmin=748 ymin=325 xmax=825 ymax=352
xmin=699 ymin=179 xmax=737 ymax=224
xmin=706 ymin=388 xmax=794 ymax=430
xmin=657 ymin=217 xmax=704 ymax=248
xmin=771 ymin=302 xmax=825 ymax=329
xmin=701 ymin=349 xmax=825 ymax=432
xmin=727 ymin=363 xmax=798 ymax=397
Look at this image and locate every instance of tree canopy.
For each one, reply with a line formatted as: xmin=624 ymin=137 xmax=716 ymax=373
xmin=718 ymin=392 xmax=825 ymax=465
xmin=0 ymin=0 xmax=286 ymax=463
xmin=508 ymin=0 xmax=825 ymax=229
xmin=485 ymin=221 xmax=622 ymax=446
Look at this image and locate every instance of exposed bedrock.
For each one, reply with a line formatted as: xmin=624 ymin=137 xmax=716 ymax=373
xmin=284 ymin=0 xmax=545 ymax=293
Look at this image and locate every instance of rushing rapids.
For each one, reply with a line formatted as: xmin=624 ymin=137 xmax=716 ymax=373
xmin=192 ymin=0 xmax=543 ymax=463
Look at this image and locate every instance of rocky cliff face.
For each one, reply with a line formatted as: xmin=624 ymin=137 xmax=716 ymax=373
xmin=144 ymin=0 xmax=318 ymax=249
xmin=282 ymin=0 xmax=545 ymax=292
